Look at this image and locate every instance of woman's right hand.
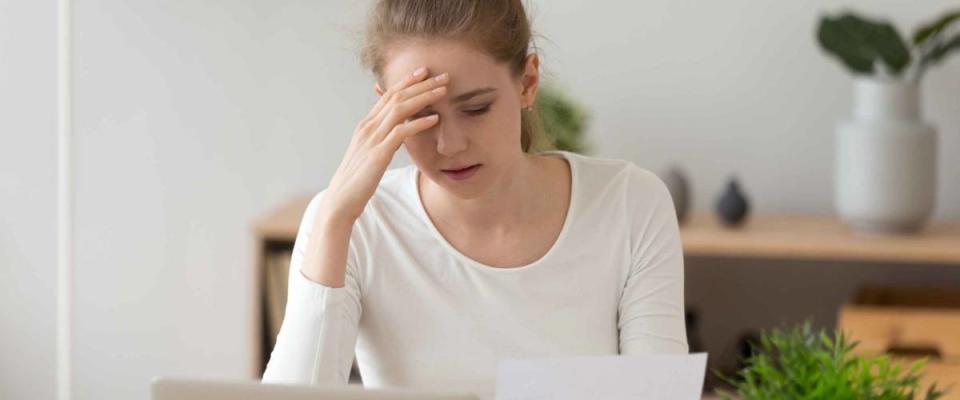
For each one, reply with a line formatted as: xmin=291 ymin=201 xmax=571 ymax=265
xmin=319 ymin=66 xmax=449 ymax=223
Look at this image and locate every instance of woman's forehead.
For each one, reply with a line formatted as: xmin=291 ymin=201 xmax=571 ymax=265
xmin=381 ymin=39 xmax=506 ymax=88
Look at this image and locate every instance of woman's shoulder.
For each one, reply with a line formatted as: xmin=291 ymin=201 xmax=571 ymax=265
xmin=558 ymin=151 xmax=668 ymax=200
xmin=564 ymin=152 xmax=678 ymax=249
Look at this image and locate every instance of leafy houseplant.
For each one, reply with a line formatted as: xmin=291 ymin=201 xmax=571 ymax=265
xmin=816 ymin=9 xmax=958 ymax=234
xmin=817 ymin=10 xmax=960 ymax=82
xmin=717 ymin=322 xmax=948 ymax=400
xmin=535 ymin=84 xmax=590 ymax=154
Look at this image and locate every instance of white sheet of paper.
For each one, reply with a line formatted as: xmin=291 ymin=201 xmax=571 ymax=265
xmin=494 ymin=353 xmax=708 ymax=400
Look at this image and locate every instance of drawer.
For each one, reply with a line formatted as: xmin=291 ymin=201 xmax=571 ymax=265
xmin=840 ymin=305 xmax=960 ymax=399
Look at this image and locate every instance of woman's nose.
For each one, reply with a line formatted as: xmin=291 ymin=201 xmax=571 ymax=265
xmin=435 ymin=124 xmax=468 ymax=156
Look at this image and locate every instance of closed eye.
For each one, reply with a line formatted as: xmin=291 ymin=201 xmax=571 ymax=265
xmin=407 ymin=103 xmax=491 ymax=121
xmin=464 ymin=104 xmax=491 ymax=116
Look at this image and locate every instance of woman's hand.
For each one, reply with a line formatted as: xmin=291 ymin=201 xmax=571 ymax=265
xmin=301 ymin=67 xmax=448 ymax=287
xmin=320 ymin=66 xmax=448 ymax=223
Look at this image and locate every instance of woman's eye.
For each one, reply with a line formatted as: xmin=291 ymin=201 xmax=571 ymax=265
xmin=464 ymin=104 xmax=490 ymax=116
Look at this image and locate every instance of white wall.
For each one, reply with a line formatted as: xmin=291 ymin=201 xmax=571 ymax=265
xmin=3 ymin=0 xmax=958 ymax=399
xmin=71 ymin=1 xmax=376 ymax=399
xmin=531 ymin=0 xmax=959 ymax=217
xmin=0 ymin=1 xmax=57 ymax=399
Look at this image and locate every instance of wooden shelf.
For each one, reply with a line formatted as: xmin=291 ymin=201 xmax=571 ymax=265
xmin=680 ymin=211 xmax=960 ymax=265
xmin=254 ymin=193 xmax=314 ymax=242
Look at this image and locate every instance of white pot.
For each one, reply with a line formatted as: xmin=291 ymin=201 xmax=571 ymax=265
xmin=834 ymin=77 xmax=938 ymax=234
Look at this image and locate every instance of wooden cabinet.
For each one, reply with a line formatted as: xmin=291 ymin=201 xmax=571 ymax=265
xmin=840 ymin=287 xmax=960 ymax=399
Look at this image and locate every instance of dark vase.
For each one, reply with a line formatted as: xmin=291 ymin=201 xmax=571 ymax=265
xmin=715 ymin=176 xmax=749 ymax=226
xmin=659 ymin=165 xmax=690 ymax=224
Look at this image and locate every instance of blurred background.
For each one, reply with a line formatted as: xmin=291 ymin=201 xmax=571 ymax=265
xmin=2 ymin=0 xmax=958 ymax=399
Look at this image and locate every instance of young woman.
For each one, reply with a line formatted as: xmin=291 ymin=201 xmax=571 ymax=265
xmin=262 ymin=0 xmax=687 ymax=398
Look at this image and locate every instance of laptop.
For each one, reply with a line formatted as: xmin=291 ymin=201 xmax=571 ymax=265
xmin=151 ymin=377 xmax=481 ymax=400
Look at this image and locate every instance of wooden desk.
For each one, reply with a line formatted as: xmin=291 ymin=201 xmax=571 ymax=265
xmin=681 ymin=211 xmax=960 ymax=265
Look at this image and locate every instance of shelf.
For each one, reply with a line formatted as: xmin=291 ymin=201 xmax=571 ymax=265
xmin=680 ymin=211 xmax=960 ymax=265
xmin=253 ymin=193 xmax=314 ymax=242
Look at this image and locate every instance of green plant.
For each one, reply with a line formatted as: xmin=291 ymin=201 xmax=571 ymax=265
xmin=535 ymin=83 xmax=590 ymax=154
xmin=817 ymin=9 xmax=960 ymax=82
xmin=717 ymin=321 xmax=949 ymax=400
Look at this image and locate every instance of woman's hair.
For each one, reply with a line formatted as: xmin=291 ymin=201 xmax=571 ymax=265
xmin=360 ymin=0 xmax=551 ymax=153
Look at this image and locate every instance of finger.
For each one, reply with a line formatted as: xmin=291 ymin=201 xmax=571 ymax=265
xmin=394 ymin=72 xmax=449 ymax=103
xmin=371 ymin=85 xmax=447 ymax=143
xmin=380 ymin=114 xmax=439 ymax=151
xmin=366 ymin=67 xmax=429 ymax=121
xmin=366 ymin=71 xmax=448 ymax=131
xmin=367 ymin=79 xmax=447 ymax=137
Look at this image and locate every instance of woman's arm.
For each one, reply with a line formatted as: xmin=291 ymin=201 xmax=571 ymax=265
xmin=618 ymin=166 xmax=689 ymax=354
xmin=262 ymin=65 xmax=449 ymax=383
xmin=261 ymin=191 xmax=363 ymax=384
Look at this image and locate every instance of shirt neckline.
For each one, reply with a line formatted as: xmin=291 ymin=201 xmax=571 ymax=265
xmin=409 ymin=150 xmax=579 ymax=273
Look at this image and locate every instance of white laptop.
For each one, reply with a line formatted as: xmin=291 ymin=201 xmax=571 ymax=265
xmin=151 ymin=378 xmax=480 ymax=400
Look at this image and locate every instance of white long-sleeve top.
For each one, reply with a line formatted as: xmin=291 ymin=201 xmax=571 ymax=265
xmin=261 ymin=150 xmax=688 ymax=399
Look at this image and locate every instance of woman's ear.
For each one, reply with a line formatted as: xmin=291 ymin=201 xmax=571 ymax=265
xmin=520 ymin=53 xmax=540 ymax=107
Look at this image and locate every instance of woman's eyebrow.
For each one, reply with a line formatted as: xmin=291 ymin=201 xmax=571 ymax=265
xmin=449 ymin=87 xmax=496 ymax=104
xmin=415 ymin=87 xmax=497 ymax=113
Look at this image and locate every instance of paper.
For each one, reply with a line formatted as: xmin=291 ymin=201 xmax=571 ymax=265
xmin=495 ymin=353 xmax=707 ymax=400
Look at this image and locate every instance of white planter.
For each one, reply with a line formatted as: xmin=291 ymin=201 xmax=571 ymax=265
xmin=834 ymin=77 xmax=938 ymax=234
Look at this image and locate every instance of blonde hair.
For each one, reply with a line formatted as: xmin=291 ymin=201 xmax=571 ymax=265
xmin=359 ymin=0 xmax=551 ymax=153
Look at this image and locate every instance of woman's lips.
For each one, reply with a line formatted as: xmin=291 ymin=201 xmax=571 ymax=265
xmin=441 ymin=164 xmax=481 ymax=181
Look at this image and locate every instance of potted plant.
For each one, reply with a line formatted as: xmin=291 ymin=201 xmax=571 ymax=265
xmin=817 ymin=10 xmax=959 ymax=234
xmin=717 ymin=322 xmax=949 ymax=399
xmin=535 ymin=83 xmax=590 ymax=154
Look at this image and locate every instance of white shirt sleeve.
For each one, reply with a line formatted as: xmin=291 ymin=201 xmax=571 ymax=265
xmin=618 ymin=166 xmax=689 ymax=355
xmin=261 ymin=192 xmax=363 ymax=385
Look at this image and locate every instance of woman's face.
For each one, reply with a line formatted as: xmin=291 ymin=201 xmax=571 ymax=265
xmin=377 ymin=39 xmax=539 ymax=200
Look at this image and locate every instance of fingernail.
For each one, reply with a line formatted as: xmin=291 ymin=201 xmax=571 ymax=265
xmin=434 ymin=72 xmax=448 ymax=82
xmin=412 ymin=67 xmax=427 ymax=77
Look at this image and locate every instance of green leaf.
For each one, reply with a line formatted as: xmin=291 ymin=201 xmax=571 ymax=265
xmin=714 ymin=321 xmax=948 ymax=400
xmin=923 ymin=34 xmax=960 ymax=66
xmin=913 ymin=10 xmax=960 ymax=47
xmin=817 ymin=13 xmax=912 ymax=76
xmin=535 ymin=84 xmax=590 ymax=154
